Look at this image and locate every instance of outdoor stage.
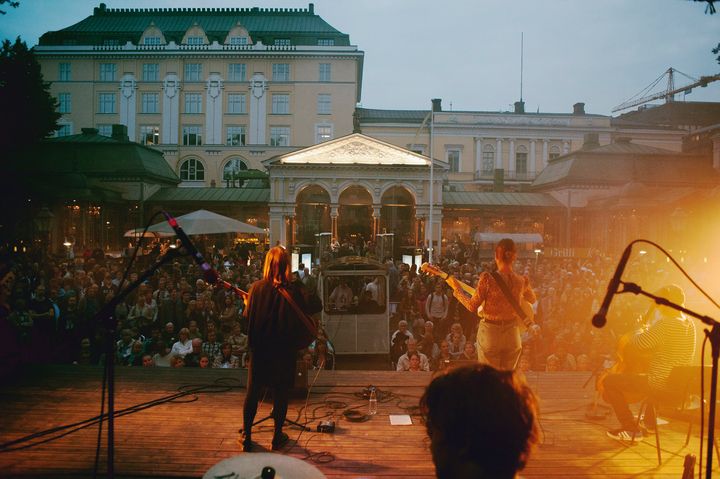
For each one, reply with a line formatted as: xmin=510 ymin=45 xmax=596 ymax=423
xmin=0 ymin=365 xmax=716 ymax=478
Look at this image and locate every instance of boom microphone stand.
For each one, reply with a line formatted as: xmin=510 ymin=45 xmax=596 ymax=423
xmin=94 ymin=247 xmax=182 ymax=478
xmin=618 ymin=280 xmax=719 ymax=479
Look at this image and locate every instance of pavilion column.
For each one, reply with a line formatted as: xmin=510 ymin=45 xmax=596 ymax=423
xmin=372 ymin=205 xmax=381 ymax=238
xmin=330 ymin=205 xmax=338 ymax=241
xmin=542 ymin=140 xmax=549 ymax=169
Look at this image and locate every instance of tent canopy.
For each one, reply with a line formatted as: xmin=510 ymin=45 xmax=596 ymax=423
xmin=139 ymin=209 xmax=267 ymax=236
xmin=473 ymin=232 xmax=543 ymax=244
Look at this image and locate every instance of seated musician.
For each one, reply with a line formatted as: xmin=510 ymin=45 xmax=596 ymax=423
xmin=603 ymin=285 xmax=696 ymax=441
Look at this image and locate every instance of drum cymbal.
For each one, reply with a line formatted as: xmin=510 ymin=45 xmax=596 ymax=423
xmin=204 ymin=453 xmax=326 ymax=479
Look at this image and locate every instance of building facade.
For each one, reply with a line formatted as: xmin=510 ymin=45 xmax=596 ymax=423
xmin=31 ymin=4 xmax=719 ymax=257
xmin=36 ymin=3 xmax=364 ymax=191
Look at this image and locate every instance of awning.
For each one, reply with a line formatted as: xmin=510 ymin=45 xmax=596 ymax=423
xmin=474 ymin=232 xmax=543 ymax=244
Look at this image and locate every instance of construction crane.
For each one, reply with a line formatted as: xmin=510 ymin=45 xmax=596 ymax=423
xmin=612 ymin=67 xmax=720 ymax=113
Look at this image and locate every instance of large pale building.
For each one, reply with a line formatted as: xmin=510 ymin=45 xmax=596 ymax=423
xmin=36 ymin=2 xmax=363 ymax=188
xmin=30 ymin=3 xmax=719 ymax=257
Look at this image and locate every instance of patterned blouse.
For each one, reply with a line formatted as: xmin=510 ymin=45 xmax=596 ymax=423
xmin=455 ymin=270 xmax=536 ymax=325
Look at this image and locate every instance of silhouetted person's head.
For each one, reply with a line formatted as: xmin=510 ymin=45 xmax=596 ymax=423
xmin=421 ymin=363 xmax=539 ymax=479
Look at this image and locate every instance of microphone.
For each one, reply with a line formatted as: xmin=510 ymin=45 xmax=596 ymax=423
xmin=162 ymin=211 xmax=219 ymax=285
xmin=162 ymin=211 xmax=248 ymax=300
xmin=592 ymin=244 xmax=633 ymax=328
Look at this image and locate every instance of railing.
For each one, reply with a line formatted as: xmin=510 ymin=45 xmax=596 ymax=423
xmin=473 ymin=170 xmax=538 ymax=181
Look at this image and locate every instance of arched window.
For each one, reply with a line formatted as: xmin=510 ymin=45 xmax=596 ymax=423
xmin=179 ymin=158 xmax=204 ymax=182
xmin=223 ymin=158 xmax=248 ymax=187
xmin=549 ymin=145 xmax=561 ymax=161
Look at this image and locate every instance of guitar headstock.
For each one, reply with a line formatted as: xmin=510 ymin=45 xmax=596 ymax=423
xmin=420 ymin=262 xmax=447 ymax=280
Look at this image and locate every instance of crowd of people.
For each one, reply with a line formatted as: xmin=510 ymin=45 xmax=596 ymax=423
xmin=0 ymin=235 xmax=665 ymax=377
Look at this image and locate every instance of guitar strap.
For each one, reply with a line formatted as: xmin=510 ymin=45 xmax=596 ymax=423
xmin=277 ymin=286 xmax=318 ymax=337
xmin=490 ymin=271 xmax=527 ymax=321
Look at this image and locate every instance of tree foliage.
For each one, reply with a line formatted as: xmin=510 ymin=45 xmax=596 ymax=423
xmin=0 ymin=37 xmax=60 ymax=151
xmin=0 ymin=0 xmax=20 ymax=16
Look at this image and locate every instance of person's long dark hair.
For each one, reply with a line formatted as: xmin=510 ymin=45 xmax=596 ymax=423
xmin=262 ymin=246 xmax=292 ymax=287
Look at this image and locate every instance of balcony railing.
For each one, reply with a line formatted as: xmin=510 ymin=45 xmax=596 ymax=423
xmin=473 ymin=169 xmax=538 ymax=181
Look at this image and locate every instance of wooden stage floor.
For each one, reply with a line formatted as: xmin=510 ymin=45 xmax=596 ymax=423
xmin=0 ymin=365 xmax=717 ymax=478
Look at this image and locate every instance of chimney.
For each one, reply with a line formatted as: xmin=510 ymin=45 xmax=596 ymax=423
xmin=111 ymin=124 xmax=129 ymax=142
xmin=582 ymin=133 xmax=599 ymax=149
xmin=573 ymin=102 xmax=585 ymax=115
xmin=308 ymin=3 xmax=314 ymax=14
xmin=431 ymin=98 xmax=442 ymax=112
xmin=514 ymin=101 xmax=525 ymax=114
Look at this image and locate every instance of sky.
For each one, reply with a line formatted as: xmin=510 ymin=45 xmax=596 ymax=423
xmin=1 ymin=0 xmax=718 ymax=116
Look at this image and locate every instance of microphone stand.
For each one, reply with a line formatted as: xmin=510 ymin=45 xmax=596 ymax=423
xmin=94 ymin=247 xmax=182 ymax=479
xmin=619 ymin=281 xmax=719 ymax=479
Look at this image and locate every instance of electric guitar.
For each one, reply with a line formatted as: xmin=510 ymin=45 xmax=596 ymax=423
xmin=420 ymin=262 xmax=535 ymax=325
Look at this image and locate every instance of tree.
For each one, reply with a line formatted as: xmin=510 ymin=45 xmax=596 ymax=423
xmin=0 ymin=0 xmax=20 ymax=16
xmin=0 ymin=37 xmax=60 ymax=151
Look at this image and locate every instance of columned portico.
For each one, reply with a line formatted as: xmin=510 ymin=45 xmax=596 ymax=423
xmin=263 ymin=133 xmax=445 ymax=260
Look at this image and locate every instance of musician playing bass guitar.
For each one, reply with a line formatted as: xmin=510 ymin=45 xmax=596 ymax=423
xmin=448 ymin=238 xmax=539 ymax=370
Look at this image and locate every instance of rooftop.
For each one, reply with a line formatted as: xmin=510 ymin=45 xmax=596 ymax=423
xmin=38 ymin=3 xmax=351 ymax=47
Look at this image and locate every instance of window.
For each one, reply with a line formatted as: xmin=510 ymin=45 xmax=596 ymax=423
xmin=182 ymin=126 xmax=203 ymax=146
xmin=515 ymin=152 xmax=528 ymax=174
xmin=223 ymin=158 xmax=248 ymax=187
xmin=226 ymin=126 xmax=246 ymax=146
xmin=270 ymin=127 xmax=290 ymax=146
xmin=319 ymin=63 xmax=331 ymax=82
xmin=228 ymin=63 xmax=246 ymax=81
xmin=549 ymin=145 xmax=561 ymax=161
xmin=103 ymin=39 xmax=119 ymax=46
xmin=139 ymin=125 xmax=160 ymax=145
xmin=185 ymin=63 xmax=202 ymax=82
xmin=184 ymin=93 xmax=202 ymax=113
xmin=58 ymin=93 xmax=71 ymax=114
xmin=179 ymin=158 xmax=204 ymax=181
xmin=97 ymin=124 xmax=112 ymax=137
xmin=143 ymin=36 xmax=161 ymax=45
xmin=316 ymin=124 xmax=332 ymax=143
xmin=272 ymin=63 xmax=290 ymax=81
xmin=482 ymin=145 xmax=495 ymax=174
xmin=59 ymin=63 xmax=71 ymax=81
xmin=408 ymin=144 xmax=426 ymax=155
xmin=446 ymin=149 xmax=461 ymax=173
xmin=99 ymin=63 xmax=116 ymax=81
xmin=98 ymin=93 xmax=116 ymax=113
xmin=271 ymin=94 xmax=289 ymax=114
xmin=142 ymin=63 xmax=159 ymax=81
xmin=317 ymin=94 xmax=331 ymax=114
xmin=56 ymin=123 xmax=72 ymax=137
xmin=229 ymin=36 xmax=248 ymax=46
xmin=227 ymin=94 xmax=247 ymax=114
xmin=140 ymin=93 xmax=159 ymax=113
xmin=274 ymin=38 xmax=290 ymax=46
xmin=186 ymin=36 xmax=204 ymax=45
xmin=317 ymin=39 xmax=334 ymax=46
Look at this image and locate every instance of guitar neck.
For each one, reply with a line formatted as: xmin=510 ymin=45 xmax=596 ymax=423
xmin=420 ymin=263 xmax=475 ymax=298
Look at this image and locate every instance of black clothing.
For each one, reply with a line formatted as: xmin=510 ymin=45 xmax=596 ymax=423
xmin=244 ymin=279 xmax=321 ymax=389
xmin=242 ymin=278 xmax=321 ymax=442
